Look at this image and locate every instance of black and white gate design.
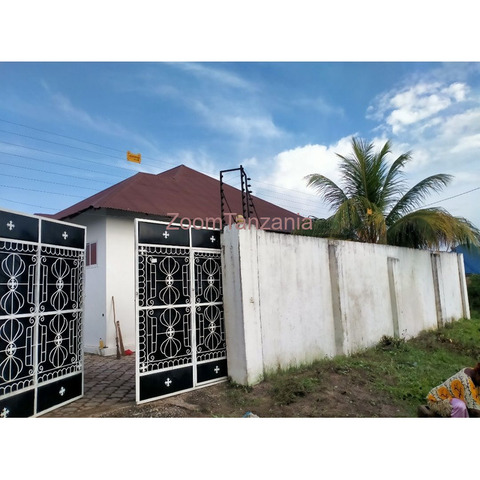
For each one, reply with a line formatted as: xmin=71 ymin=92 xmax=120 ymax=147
xmin=0 ymin=208 xmax=85 ymax=417
xmin=135 ymin=220 xmax=227 ymax=403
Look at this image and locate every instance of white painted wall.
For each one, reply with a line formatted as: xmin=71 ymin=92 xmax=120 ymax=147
xmin=72 ymin=211 xmax=107 ymax=354
xmin=69 ymin=211 xmax=136 ymax=355
xmin=437 ymin=252 xmax=468 ymax=324
xmin=387 ymin=246 xmax=438 ymax=338
xmin=256 ymin=232 xmax=336 ymax=370
xmin=105 ymin=216 xmax=136 ymax=354
xmin=222 ymin=226 xmax=470 ymax=386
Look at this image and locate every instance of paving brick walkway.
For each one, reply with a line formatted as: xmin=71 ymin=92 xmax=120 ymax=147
xmin=41 ymin=353 xmax=136 ymax=418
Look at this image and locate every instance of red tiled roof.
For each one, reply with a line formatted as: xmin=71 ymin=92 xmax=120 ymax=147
xmin=51 ymin=165 xmax=304 ymax=232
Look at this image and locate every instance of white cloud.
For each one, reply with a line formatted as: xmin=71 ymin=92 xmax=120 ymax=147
xmin=450 ymin=133 xmax=480 ymax=154
xmin=294 ymin=96 xmax=344 ymax=117
xmin=172 ymin=63 xmax=255 ymax=91
xmin=369 ymin=81 xmax=470 ymax=134
xmin=258 ymin=137 xmax=354 ymax=217
xmin=192 ymin=99 xmax=284 ymax=139
xmin=46 ymin=89 xmax=159 ymax=153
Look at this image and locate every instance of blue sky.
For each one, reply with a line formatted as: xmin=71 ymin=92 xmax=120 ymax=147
xmin=1 ymin=61 xmax=479 ymax=231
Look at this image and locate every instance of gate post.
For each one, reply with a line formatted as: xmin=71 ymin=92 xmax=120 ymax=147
xmin=222 ymin=225 xmax=264 ymax=386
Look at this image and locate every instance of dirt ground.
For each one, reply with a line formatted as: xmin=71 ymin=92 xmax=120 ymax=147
xmin=99 ymin=368 xmax=407 ymax=418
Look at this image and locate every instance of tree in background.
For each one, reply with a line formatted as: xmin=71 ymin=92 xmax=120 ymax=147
xmin=301 ymin=137 xmax=479 ymax=250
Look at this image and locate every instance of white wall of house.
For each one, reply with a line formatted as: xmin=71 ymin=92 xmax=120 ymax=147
xmin=222 ymin=226 xmax=470 ymax=386
xmin=70 ymin=210 xmax=137 ymax=355
xmin=105 ymin=215 xmax=136 ymax=354
xmin=77 ymin=211 xmax=107 ymax=354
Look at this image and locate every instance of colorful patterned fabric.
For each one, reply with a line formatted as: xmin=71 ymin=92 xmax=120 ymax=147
xmin=427 ymin=368 xmax=480 ymax=417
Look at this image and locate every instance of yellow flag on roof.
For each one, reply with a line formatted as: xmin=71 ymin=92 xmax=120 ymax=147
xmin=127 ymin=151 xmax=141 ymax=163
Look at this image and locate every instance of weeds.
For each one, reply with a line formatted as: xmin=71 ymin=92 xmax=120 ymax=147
xmin=271 ymin=376 xmax=320 ymax=405
xmin=375 ymin=335 xmax=407 ymax=351
xmin=219 ymin=315 xmax=480 ymax=416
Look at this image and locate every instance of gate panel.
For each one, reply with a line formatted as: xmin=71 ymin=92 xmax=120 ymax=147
xmin=136 ymin=220 xmax=227 ymax=404
xmin=0 ymin=208 xmax=85 ymax=418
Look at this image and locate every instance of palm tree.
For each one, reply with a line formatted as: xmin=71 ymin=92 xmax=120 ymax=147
xmin=304 ymin=137 xmax=479 ymax=250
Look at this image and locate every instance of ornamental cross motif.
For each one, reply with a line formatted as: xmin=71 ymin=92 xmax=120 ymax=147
xmin=59 ymin=387 xmax=66 ymax=396
xmin=163 ymin=231 xmax=170 ymax=239
xmin=165 ymin=378 xmax=172 ymax=387
xmin=62 ymin=231 xmax=69 ymax=240
xmin=1 ymin=407 xmax=9 ymax=418
xmin=6 ymin=220 xmax=15 ymax=231
xmin=214 ymin=365 xmax=220 ymax=374
xmin=210 ymin=235 xmax=216 ymax=243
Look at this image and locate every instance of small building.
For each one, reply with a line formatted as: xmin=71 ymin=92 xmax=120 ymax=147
xmin=47 ymin=165 xmax=303 ymax=355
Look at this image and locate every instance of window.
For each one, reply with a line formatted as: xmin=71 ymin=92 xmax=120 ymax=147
xmin=86 ymin=242 xmax=97 ymax=266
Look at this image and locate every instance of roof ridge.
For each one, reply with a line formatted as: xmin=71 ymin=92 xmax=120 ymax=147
xmin=51 ymin=165 xmax=303 ymax=229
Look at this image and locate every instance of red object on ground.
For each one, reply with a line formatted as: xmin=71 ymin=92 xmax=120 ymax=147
xmin=124 ymin=349 xmax=134 ymax=356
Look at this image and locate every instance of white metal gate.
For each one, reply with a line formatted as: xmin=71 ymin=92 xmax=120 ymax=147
xmin=135 ymin=219 xmax=227 ymax=403
xmin=0 ymin=208 xmax=85 ymax=417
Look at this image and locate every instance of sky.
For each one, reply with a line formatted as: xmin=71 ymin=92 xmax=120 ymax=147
xmin=1 ymin=61 xmax=479 ymax=232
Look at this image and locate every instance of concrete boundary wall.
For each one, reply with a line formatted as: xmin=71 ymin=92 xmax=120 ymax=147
xmin=221 ymin=226 xmax=470 ymax=386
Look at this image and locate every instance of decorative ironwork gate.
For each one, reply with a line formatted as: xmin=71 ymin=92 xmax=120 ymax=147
xmin=135 ymin=220 xmax=227 ymax=403
xmin=0 ymin=208 xmax=85 ymax=417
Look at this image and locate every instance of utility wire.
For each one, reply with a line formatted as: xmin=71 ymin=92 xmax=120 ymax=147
xmin=0 ymin=184 xmax=84 ymax=198
xmin=422 ymin=187 xmax=480 ymax=208
xmin=0 ymin=196 xmax=57 ymax=211
xmin=0 ymin=119 xmax=325 ymax=209
xmin=8 ymin=118 xmax=476 ymax=217
xmin=0 ymin=148 xmax=128 ymax=180
xmin=2 ymin=173 xmax=99 ymax=191
xmin=0 ymin=160 xmax=113 ymax=185
xmin=0 ymin=117 xmax=125 ymax=153
xmin=0 ymin=118 xmax=177 ymax=168
xmin=0 ymin=140 xmax=139 ymax=175
xmin=0 ymin=128 xmax=125 ymax=160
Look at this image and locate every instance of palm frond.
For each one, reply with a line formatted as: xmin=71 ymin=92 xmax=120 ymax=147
xmin=380 ymin=151 xmax=411 ymax=208
xmin=329 ymin=199 xmax=360 ymax=240
xmin=305 ymin=173 xmax=348 ymax=210
xmin=387 ymin=208 xmax=480 ymax=250
xmin=386 ymin=173 xmax=453 ymax=225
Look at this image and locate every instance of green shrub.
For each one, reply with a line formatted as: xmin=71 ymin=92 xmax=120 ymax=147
xmin=467 ymin=274 xmax=480 ymax=312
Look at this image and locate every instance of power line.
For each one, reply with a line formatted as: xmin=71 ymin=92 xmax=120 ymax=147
xmin=0 ymin=160 xmax=113 ymax=185
xmin=0 ymin=139 xmax=139 ymax=175
xmin=422 ymin=187 xmax=480 ymax=208
xmin=0 ymin=118 xmax=349 ymax=216
xmin=0 ymin=127 xmax=126 ymax=160
xmin=0 ymin=117 xmax=125 ymax=153
xmin=0 ymin=184 xmax=84 ymax=198
xmin=253 ymin=190 xmax=330 ymax=215
xmin=0 ymin=196 xmax=57 ymax=211
xmin=0 ymin=117 xmax=178 ymax=168
xmin=256 ymin=180 xmax=325 ymax=200
xmin=0 ymin=118 xmax=328 ymax=208
xmin=2 ymin=173 xmax=99 ymax=191
xmin=0 ymin=149 xmax=128 ymax=181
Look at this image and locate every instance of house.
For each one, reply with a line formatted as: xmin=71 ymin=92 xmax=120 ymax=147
xmin=47 ymin=164 xmax=304 ymax=355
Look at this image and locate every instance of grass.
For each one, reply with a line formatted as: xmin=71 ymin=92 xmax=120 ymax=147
xmin=223 ymin=281 xmax=480 ymax=417
xmin=329 ymin=313 xmax=480 ymax=416
xmin=225 ymin=311 xmax=480 ymax=417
